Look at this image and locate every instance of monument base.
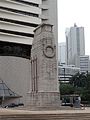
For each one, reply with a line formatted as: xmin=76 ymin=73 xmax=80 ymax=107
xmin=27 ymin=92 xmax=60 ymax=110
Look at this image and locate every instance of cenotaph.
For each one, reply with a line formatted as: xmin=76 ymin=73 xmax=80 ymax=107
xmin=29 ymin=24 xmax=60 ymax=109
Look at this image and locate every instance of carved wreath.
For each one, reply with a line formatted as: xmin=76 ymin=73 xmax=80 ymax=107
xmin=43 ymin=45 xmax=55 ymax=58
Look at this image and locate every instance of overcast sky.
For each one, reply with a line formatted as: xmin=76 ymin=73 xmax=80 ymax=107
xmin=58 ymin=0 xmax=90 ymax=55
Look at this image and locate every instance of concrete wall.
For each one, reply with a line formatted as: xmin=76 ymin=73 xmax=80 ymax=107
xmin=0 ymin=56 xmax=31 ymax=105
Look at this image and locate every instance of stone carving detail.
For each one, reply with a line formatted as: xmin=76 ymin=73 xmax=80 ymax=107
xmin=31 ymin=57 xmax=38 ymax=93
xmin=43 ymin=45 xmax=55 ymax=58
xmin=42 ymin=36 xmax=56 ymax=58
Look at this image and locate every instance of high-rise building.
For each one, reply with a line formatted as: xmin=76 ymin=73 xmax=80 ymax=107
xmin=0 ymin=0 xmax=58 ymax=105
xmin=58 ymin=42 xmax=66 ymax=65
xmin=80 ymin=55 xmax=90 ymax=73
xmin=0 ymin=0 xmax=58 ymax=56
xmin=66 ymin=24 xmax=85 ymax=67
xmin=0 ymin=0 xmax=42 ymax=59
xmin=0 ymin=0 xmax=42 ymax=44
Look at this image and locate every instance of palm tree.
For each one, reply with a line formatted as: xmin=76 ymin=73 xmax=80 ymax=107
xmin=70 ymin=72 xmax=87 ymax=88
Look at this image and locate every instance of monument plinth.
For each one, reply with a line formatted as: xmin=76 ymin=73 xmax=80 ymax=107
xmin=28 ymin=24 xmax=60 ymax=109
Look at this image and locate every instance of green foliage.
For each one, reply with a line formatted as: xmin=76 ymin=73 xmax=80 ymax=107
xmin=86 ymin=74 xmax=90 ymax=88
xmin=81 ymin=90 xmax=90 ymax=101
xmin=74 ymin=87 xmax=83 ymax=95
xmin=69 ymin=72 xmax=87 ymax=88
xmin=60 ymin=72 xmax=90 ymax=103
xmin=60 ymin=83 xmax=75 ymax=95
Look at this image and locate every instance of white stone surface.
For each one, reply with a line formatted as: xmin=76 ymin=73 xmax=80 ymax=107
xmin=28 ymin=24 xmax=60 ymax=109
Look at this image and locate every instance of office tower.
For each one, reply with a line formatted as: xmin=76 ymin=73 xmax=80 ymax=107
xmin=0 ymin=0 xmax=42 ymax=105
xmin=0 ymin=0 xmax=58 ymax=56
xmin=0 ymin=0 xmax=42 ymax=44
xmin=80 ymin=55 xmax=90 ymax=73
xmin=0 ymin=0 xmax=58 ymax=105
xmin=66 ymin=24 xmax=85 ymax=67
xmin=58 ymin=42 xmax=66 ymax=65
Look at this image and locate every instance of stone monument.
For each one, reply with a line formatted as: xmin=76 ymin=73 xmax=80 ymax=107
xmin=29 ymin=24 xmax=60 ymax=109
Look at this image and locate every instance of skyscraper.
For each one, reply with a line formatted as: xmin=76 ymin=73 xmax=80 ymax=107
xmin=66 ymin=24 xmax=85 ymax=67
xmin=58 ymin=42 xmax=66 ymax=65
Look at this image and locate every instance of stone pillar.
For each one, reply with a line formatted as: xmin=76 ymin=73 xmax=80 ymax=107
xmin=28 ymin=24 xmax=60 ymax=109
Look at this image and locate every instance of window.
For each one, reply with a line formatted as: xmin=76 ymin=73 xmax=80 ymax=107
xmin=0 ymin=29 xmax=34 ymax=38
xmin=12 ymin=0 xmax=39 ymax=7
xmin=0 ymin=41 xmax=31 ymax=59
xmin=0 ymin=17 xmax=38 ymax=27
xmin=0 ymin=6 xmax=38 ymax=17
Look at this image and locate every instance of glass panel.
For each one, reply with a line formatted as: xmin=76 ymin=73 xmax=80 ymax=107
xmin=4 ymin=90 xmax=10 ymax=96
xmin=0 ymin=84 xmax=4 ymax=89
xmin=0 ymin=90 xmax=4 ymax=96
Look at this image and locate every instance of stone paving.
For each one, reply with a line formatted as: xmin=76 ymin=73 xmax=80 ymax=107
xmin=0 ymin=108 xmax=90 ymax=120
xmin=0 ymin=107 xmax=90 ymax=115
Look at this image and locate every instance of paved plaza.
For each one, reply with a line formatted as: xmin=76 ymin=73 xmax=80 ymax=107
xmin=0 ymin=107 xmax=89 ymax=115
xmin=0 ymin=108 xmax=90 ymax=120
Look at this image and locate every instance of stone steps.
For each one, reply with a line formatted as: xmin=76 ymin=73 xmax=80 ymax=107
xmin=1 ymin=113 xmax=90 ymax=120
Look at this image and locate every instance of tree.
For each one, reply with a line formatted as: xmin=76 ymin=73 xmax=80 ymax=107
xmin=60 ymin=72 xmax=90 ymax=103
xmin=69 ymin=72 xmax=87 ymax=88
xmin=60 ymin=83 xmax=75 ymax=95
xmin=69 ymin=72 xmax=90 ymax=103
